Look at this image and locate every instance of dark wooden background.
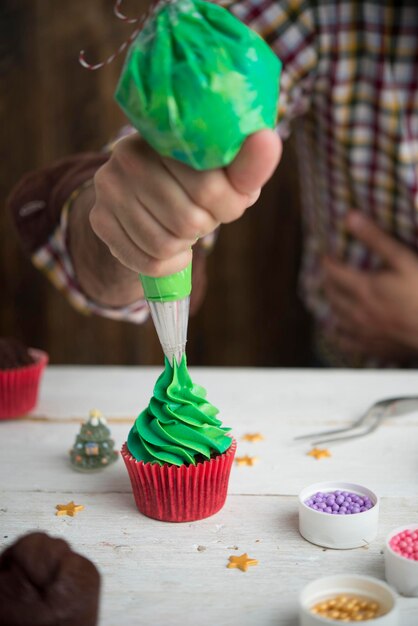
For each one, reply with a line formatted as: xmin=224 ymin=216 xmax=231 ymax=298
xmin=0 ymin=0 xmax=311 ymax=366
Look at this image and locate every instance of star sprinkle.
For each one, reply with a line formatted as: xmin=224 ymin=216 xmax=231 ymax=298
xmin=55 ymin=501 xmax=85 ymax=517
xmin=235 ymin=455 xmax=258 ymax=466
xmin=242 ymin=433 xmax=264 ymax=442
xmin=227 ymin=553 xmax=258 ymax=572
xmin=307 ymin=447 xmax=331 ymax=460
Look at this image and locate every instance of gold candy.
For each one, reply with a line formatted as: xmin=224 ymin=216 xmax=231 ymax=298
xmin=226 ymin=552 xmax=258 ymax=572
xmin=55 ymin=500 xmax=84 ymax=517
xmin=310 ymin=594 xmax=381 ymax=621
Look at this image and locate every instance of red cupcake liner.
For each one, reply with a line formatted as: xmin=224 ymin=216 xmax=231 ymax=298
xmin=121 ymin=438 xmax=236 ymax=522
xmin=0 ymin=349 xmax=48 ymax=419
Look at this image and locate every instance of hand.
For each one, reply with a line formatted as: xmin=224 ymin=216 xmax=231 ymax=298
xmin=90 ymin=130 xmax=282 ymax=277
xmin=323 ymin=212 xmax=418 ymax=362
xmin=69 ymin=181 xmax=211 ymax=311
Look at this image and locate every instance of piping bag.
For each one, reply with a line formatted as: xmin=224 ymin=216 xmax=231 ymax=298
xmin=114 ymin=0 xmax=282 ymax=365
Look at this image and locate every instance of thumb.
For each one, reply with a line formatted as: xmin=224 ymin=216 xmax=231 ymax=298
xmin=226 ymin=129 xmax=282 ymax=195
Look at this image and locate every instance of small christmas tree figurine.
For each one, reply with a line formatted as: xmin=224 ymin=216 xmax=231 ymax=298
xmin=70 ymin=409 xmax=118 ymax=472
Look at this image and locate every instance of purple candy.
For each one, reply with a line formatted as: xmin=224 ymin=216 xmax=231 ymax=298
xmin=304 ymin=490 xmax=374 ymax=515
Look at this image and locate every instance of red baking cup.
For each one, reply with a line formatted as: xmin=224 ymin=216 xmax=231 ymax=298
xmin=0 ymin=349 xmax=48 ymax=419
xmin=121 ymin=438 xmax=236 ymax=522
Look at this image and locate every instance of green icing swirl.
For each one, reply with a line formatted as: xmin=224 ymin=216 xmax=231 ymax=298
xmin=127 ymin=356 xmax=232 ymax=467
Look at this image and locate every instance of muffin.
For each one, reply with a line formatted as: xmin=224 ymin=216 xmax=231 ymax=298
xmin=122 ymin=356 xmax=236 ymax=522
xmin=0 ymin=337 xmax=48 ymax=419
xmin=0 ymin=531 xmax=100 ymax=626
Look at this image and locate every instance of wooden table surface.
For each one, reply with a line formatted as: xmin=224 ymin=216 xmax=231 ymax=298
xmin=1 ymin=366 xmax=418 ymax=625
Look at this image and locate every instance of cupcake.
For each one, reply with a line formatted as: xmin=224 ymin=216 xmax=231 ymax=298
xmin=122 ymin=356 xmax=236 ymax=522
xmin=0 ymin=531 xmax=100 ymax=626
xmin=0 ymin=337 xmax=48 ymax=419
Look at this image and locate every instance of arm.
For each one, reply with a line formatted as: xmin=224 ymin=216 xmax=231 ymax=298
xmin=6 ymin=151 xmax=149 ymax=322
xmin=68 ymin=183 xmax=144 ymax=307
xmin=8 ymin=131 xmax=279 ymax=318
xmin=11 ymin=0 xmax=314 ymax=317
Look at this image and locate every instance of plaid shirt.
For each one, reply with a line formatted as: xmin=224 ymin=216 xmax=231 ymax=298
xmin=229 ymin=0 xmax=418 ymax=365
xmin=30 ymin=1 xmax=418 ymax=364
xmin=31 ymin=181 xmax=149 ymax=324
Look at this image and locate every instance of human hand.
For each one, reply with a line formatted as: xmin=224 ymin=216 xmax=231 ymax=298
xmin=323 ymin=212 xmax=418 ymax=362
xmin=90 ymin=130 xmax=282 ymax=277
xmin=69 ymin=183 xmax=210 ymax=311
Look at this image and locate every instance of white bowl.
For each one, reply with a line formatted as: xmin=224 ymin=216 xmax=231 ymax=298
xmin=385 ymin=525 xmax=418 ymax=597
xmin=299 ymin=574 xmax=399 ymax=625
xmin=298 ymin=481 xmax=379 ymax=549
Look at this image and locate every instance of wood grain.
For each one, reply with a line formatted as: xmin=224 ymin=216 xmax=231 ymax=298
xmin=1 ymin=367 xmax=418 ymax=624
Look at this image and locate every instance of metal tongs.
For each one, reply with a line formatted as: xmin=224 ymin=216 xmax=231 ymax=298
xmin=295 ymin=396 xmax=418 ymax=446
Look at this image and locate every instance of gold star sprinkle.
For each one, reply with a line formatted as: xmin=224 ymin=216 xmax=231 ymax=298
xmin=227 ymin=553 xmax=258 ymax=572
xmin=55 ymin=501 xmax=85 ymax=517
xmin=242 ymin=433 xmax=264 ymax=442
xmin=89 ymin=408 xmax=102 ymax=418
xmin=307 ymin=447 xmax=331 ymax=460
xmin=235 ymin=455 xmax=258 ymax=466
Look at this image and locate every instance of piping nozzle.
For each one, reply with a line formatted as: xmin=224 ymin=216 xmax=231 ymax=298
xmin=147 ymin=297 xmax=189 ymax=366
xmin=140 ymin=263 xmax=191 ymax=365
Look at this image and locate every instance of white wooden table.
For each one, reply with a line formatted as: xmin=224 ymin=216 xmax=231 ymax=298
xmin=1 ymin=367 xmax=418 ymax=625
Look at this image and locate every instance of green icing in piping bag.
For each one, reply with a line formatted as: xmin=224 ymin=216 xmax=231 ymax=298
xmin=115 ymin=0 xmax=282 ymax=302
xmin=115 ymin=0 xmax=281 ymax=171
xmin=140 ymin=264 xmax=191 ymax=303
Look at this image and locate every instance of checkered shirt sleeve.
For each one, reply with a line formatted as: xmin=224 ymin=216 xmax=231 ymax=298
xmin=31 ymin=181 xmax=149 ymax=323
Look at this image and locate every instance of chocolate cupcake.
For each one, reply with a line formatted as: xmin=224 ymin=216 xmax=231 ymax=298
xmin=0 ymin=337 xmax=35 ymax=369
xmin=0 ymin=532 xmax=100 ymax=626
xmin=0 ymin=337 xmax=48 ymax=419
